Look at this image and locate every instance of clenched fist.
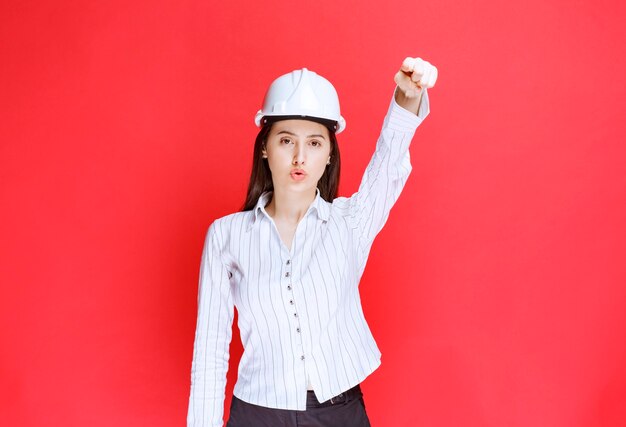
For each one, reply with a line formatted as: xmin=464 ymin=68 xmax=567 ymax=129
xmin=394 ymin=57 xmax=438 ymax=98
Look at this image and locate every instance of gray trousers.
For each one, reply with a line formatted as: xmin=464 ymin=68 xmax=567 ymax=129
xmin=225 ymin=384 xmax=372 ymax=427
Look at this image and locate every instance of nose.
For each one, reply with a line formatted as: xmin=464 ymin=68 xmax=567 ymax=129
xmin=292 ymin=143 xmax=305 ymax=165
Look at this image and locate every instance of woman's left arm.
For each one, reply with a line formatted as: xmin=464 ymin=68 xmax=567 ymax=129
xmin=346 ymin=57 xmax=438 ymax=255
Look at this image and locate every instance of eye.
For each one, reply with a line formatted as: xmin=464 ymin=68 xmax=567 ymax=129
xmin=280 ymin=138 xmax=292 ymax=145
xmin=310 ymin=140 xmax=322 ymax=147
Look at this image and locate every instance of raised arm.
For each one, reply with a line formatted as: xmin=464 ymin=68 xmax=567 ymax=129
xmin=347 ymin=57 xmax=438 ymax=263
xmin=187 ymin=222 xmax=234 ymax=427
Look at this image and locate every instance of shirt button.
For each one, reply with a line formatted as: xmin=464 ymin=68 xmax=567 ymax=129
xmin=286 ymin=260 xmax=291 ymax=265
xmin=285 ymin=272 xmax=290 ymax=277
xmin=296 ymin=327 xmax=301 ymax=333
xmin=294 ymin=312 xmax=298 ymax=317
xmin=301 ymin=355 xmax=305 ymax=360
xmin=287 ymin=285 xmax=292 ymax=290
xmin=289 ymin=300 xmax=294 ymax=305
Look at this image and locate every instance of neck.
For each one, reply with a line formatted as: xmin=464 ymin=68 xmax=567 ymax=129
xmin=266 ymin=188 xmax=317 ymax=223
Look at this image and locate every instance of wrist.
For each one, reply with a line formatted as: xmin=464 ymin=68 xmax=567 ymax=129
xmin=394 ymin=86 xmax=423 ymax=115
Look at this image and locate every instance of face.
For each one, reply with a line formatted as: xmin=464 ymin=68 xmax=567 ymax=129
xmin=262 ymin=119 xmax=332 ymax=195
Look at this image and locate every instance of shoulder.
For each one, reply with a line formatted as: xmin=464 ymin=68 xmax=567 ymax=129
xmin=206 ymin=210 xmax=254 ymax=240
xmin=327 ymin=196 xmax=354 ymax=218
xmin=210 ymin=210 xmax=252 ymax=230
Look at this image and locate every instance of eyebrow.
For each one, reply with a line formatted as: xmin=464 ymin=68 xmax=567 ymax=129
xmin=276 ymin=130 xmax=327 ymax=140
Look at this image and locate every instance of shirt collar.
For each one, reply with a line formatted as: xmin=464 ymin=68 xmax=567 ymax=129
xmin=310 ymin=188 xmax=331 ymax=221
xmin=248 ymin=188 xmax=330 ymax=231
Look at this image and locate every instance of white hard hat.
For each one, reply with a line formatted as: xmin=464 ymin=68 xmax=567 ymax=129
xmin=255 ymin=68 xmax=346 ymax=134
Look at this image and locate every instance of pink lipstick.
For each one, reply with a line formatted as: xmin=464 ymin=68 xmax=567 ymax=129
xmin=290 ymin=169 xmax=307 ymax=181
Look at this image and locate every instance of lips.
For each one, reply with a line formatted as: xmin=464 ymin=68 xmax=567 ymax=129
xmin=290 ymin=169 xmax=307 ymax=181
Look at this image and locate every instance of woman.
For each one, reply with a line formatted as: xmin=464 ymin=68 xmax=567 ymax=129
xmin=187 ymin=56 xmax=438 ymax=427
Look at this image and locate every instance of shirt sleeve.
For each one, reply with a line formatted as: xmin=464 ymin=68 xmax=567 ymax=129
xmin=187 ymin=221 xmax=235 ymax=427
xmin=348 ymin=87 xmax=430 ymax=261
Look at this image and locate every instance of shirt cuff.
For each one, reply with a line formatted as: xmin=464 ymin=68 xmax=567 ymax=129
xmin=383 ymin=87 xmax=430 ymax=132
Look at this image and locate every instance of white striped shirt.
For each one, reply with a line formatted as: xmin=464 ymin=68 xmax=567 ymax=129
xmin=187 ymin=89 xmax=430 ymax=426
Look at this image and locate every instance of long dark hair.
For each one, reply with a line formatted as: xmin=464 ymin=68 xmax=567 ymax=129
xmin=242 ymin=119 xmax=341 ymax=211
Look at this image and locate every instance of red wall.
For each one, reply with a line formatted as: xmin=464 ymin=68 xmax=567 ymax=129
xmin=2 ymin=1 xmax=625 ymax=426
